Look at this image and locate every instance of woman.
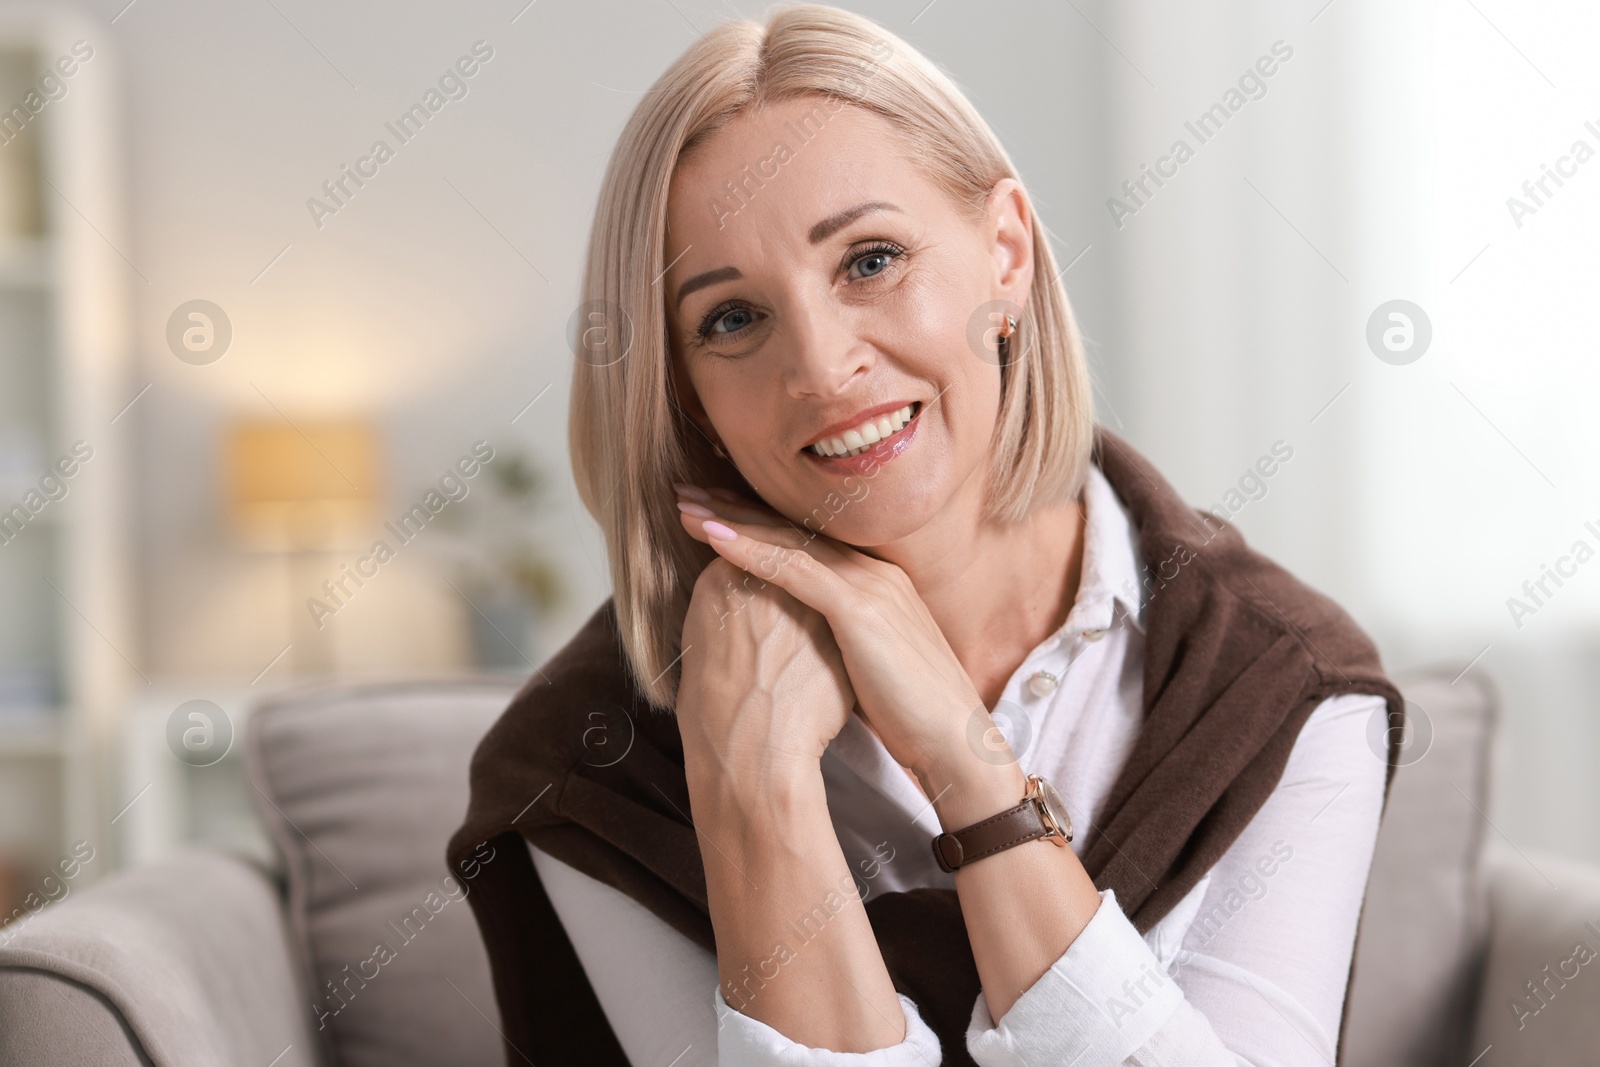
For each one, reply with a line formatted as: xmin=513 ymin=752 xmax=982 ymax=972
xmin=450 ymin=6 xmax=1403 ymax=1065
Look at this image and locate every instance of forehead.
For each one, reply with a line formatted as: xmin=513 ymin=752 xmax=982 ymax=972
xmin=666 ymin=97 xmax=937 ymax=252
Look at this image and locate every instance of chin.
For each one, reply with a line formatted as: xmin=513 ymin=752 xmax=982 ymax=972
xmin=793 ymin=476 xmax=952 ymax=549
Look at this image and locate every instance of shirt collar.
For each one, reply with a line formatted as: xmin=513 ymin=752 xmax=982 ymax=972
xmin=822 ymin=463 xmax=1146 ymax=817
xmin=1052 ymin=463 xmax=1147 ymax=644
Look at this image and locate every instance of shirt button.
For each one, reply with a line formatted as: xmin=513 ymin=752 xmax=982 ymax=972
xmin=1082 ymin=628 xmax=1107 ymax=642
xmin=1026 ymin=671 xmax=1059 ymax=698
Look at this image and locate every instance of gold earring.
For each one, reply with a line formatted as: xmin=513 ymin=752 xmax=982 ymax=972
xmin=997 ymin=314 xmax=1018 ymax=342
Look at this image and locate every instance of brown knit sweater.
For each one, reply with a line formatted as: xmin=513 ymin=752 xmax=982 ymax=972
xmin=447 ymin=427 xmax=1404 ymax=1065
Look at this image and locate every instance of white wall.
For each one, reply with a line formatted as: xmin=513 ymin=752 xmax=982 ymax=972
xmin=46 ymin=0 xmax=1600 ymax=860
xmin=1101 ymin=0 xmax=1600 ymax=863
xmin=106 ymin=0 xmax=1110 ymax=678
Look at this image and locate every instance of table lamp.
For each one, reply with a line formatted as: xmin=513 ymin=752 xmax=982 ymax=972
xmin=225 ymin=420 xmax=379 ymax=673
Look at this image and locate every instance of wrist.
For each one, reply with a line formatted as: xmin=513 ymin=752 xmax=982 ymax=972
xmin=684 ymin=747 xmax=828 ymax=838
xmin=683 ymin=730 xmax=821 ymax=784
xmin=911 ymin=745 xmax=1029 ymax=833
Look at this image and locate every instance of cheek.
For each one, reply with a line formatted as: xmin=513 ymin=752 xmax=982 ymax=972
xmin=941 ymin=375 xmax=1004 ymax=480
xmin=687 ymin=359 xmax=778 ymax=452
xmin=888 ymin=255 xmax=999 ymax=387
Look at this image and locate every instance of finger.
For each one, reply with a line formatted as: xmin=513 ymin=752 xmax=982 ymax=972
xmin=695 ymin=490 xmax=883 ymax=571
xmin=676 ymin=488 xmax=898 ymax=594
xmin=696 ymin=515 xmax=849 ymax=620
xmin=678 ymin=507 xmax=805 ymax=561
xmin=677 ymin=483 xmax=760 ymax=511
xmin=678 ymin=505 xmax=897 ymax=601
xmin=677 ymin=485 xmax=875 ymax=566
xmin=680 ymin=507 xmax=851 ymax=563
xmin=676 ymin=489 xmax=789 ymax=528
xmin=678 ymin=504 xmax=723 ymax=546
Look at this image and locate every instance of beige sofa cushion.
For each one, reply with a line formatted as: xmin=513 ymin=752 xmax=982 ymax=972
xmin=1343 ymin=670 xmax=1497 ymax=1066
xmin=1471 ymin=845 xmax=1600 ymax=1057
xmin=246 ymin=670 xmax=1497 ymax=1066
xmin=0 ymin=850 xmax=317 ymax=1067
xmin=246 ymin=676 xmax=518 ymax=1067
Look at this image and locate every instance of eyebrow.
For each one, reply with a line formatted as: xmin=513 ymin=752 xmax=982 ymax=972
xmin=673 ymin=201 xmax=904 ymax=310
xmin=675 ymin=266 xmax=742 ymax=309
xmin=808 ymin=200 xmax=902 ymax=244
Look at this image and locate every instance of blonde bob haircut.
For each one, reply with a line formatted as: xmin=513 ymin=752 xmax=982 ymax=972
xmin=569 ymin=3 xmax=1094 ymax=711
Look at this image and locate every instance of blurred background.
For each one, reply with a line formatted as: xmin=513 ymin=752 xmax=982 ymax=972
xmin=0 ymin=0 xmax=1595 ymax=915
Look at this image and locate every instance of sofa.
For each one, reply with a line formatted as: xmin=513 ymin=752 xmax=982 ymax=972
xmin=1 ymin=668 xmax=1597 ymax=1065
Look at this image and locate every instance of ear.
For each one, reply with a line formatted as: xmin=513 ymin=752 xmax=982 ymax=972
xmin=984 ymin=178 xmax=1035 ymax=306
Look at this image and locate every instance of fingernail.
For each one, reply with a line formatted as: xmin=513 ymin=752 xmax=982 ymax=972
xmin=677 ymin=500 xmax=715 ymax=518
xmin=674 ymin=483 xmax=712 ymax=503
xmin=703 ymin=520 xmax=738 ymax=541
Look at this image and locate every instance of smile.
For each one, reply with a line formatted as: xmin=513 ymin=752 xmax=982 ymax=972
xmin=804 ymin=402 xmax=921 ymax=458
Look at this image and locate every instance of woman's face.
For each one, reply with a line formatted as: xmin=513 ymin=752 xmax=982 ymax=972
xmin=663 ymin=96 xmax=1035 ymax=547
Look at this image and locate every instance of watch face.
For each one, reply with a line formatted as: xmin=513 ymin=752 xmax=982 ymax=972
xmin=1034 ymin=777 xmax=1074 ymax=842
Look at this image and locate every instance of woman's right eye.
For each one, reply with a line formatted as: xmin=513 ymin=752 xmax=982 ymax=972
xmin=699 ymin=303 xmax=757 ymax=339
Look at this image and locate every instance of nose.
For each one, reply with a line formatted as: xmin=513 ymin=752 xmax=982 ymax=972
xmin=781 ymin=291 xmax=873 ymax=399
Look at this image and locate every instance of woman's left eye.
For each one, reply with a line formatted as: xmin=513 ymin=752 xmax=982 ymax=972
xmin=846 ymin=244 xmax=903 ymax=282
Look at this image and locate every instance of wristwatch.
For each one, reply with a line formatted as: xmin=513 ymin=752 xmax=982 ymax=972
xmin=931 ymin=773 xmax=1073 ymax=873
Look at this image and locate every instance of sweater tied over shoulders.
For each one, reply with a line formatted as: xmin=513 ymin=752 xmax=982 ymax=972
xmin=446 ymin=426 xmax=1405 ymax=1067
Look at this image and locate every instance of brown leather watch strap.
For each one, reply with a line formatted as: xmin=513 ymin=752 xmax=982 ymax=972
xmin=931 ymin=797 xmax=1050 ymax=873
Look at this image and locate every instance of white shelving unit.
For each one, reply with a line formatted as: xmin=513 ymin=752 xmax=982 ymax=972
xmin=117 ymin=681 xmax=274 ymax=872
xmin=0 ymin=11 xmax=131 ymax=909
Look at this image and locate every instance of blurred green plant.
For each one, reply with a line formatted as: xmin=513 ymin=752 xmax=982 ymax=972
xmin=436 ymin=448 xmax=565 ymax=618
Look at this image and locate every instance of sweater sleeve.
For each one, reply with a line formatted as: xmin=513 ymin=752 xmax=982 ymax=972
xmin=529 ymin=840 xmax=944 ymax=1067
xmin=963 ymin=692 xmax=1389 ymax=1066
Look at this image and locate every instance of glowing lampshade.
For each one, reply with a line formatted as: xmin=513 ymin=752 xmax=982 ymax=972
xmin=226 ymin=421 xmax=379 ymax=550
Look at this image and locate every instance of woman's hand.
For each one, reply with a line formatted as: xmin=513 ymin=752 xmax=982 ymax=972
xmin=676 ymin=550 xmax=908 ymax=1054
xmin=675 ymin=485 xmax=1094 ymax=1036
xmin=677 ymin=553 xmax=857 ymax=786
xmin=675 ymin=483 xmax=988 ymax=781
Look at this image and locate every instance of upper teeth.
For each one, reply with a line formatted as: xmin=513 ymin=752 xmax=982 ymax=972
xmin=808 ymin=404 xmax=917 ymax=458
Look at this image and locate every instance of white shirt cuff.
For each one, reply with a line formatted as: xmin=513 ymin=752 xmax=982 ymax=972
xmin=966 ymin=889 xmax=1182 ymax=1066
xmin=713 ymin=984 xmax=943 ymax=1065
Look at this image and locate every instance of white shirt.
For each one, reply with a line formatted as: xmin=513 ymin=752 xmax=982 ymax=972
xmin=528 ymin=466 xmax=1389 ymax=1066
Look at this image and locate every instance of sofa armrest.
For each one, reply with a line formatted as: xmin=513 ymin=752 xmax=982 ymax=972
xmin=0 ymin=849 xmax=320 ymax=1067
xmin=1470 ymin=844 xmax=1600 ymax=1062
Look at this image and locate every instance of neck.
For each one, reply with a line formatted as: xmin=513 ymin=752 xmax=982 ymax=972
xmin=868 ymin=480 xmax=1086 ymax=711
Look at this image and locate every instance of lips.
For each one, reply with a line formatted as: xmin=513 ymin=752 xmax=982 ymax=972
xmin=800 ymin=401 xmax=923 ymax=473
xmin=803 ymin=402 xmax=921 ymax=458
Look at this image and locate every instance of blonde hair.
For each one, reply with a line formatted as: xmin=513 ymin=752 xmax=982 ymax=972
xmin=569 ymin=4 xmax=1094 ymax=710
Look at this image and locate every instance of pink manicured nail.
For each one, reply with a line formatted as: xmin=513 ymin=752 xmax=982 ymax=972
xmin=674 ymin=483 xmax=712 ymax=503
xmin=677 ymin=500 xmax=715 ymax=518
xmin=703 ymin=520 xmax=738 ymax=541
